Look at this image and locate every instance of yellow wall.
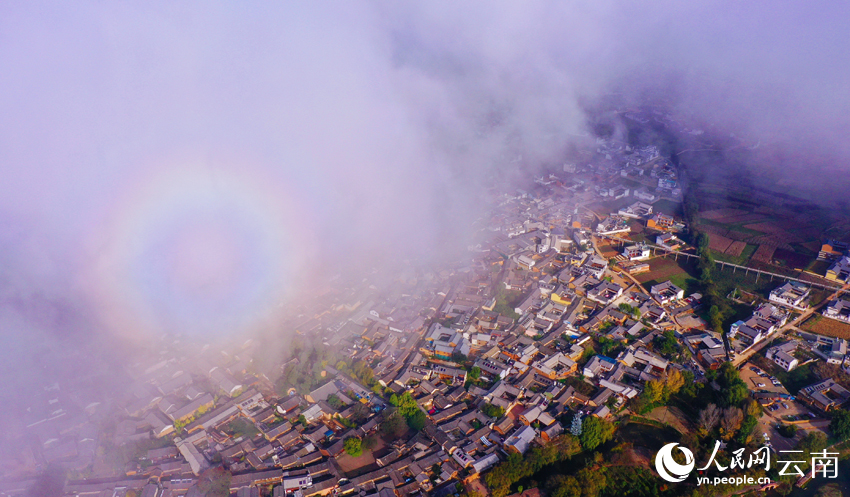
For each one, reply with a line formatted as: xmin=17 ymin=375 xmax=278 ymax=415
xmin=551 ymin=293 xmax=571 ymax=306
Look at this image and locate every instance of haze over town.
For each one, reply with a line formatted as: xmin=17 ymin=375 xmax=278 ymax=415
xmin=2 ymin=2 xmax=850 ymax=497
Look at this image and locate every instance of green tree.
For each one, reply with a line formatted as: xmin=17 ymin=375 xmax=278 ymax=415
xmin=469 ymin=366 xmax=481 ymax=380
xmin=777 ymin=423 xmax=798 ymax=438
xmin=451 ymin=351 xmax=469 ymax=365
xmin=326 ymin=393 xmax=344 ymax=410
xmin=576 ymin=467 xmax=607 ymax=497
xmin=580 ymin=416 xmax=615 ymax=451
xmin=723 ymin=383 xmax=749 ymax=407
xmin=547 ymin=475 xmax=581 ymax=497
xmin=343 ymin=436 xmax=363 ymax=457
xmin=829 ymin=409 xmax=850 ymax=441
xmin=361 ymin=433 xmax=378 ymax=450
xmin=407 ymin=409 xmax=426 ymax=431
xmin=380 ymin=411 xmax=408 ymax=439
xmin=709 ymin=305 xmax=724 ymax=334
xmin=796 ymin=431 xmax=828 ymax=454
xmin=482 ymin=403 xmax=506 ymax=419
xmin=717 ymin=362 xmax=748 ymax=407
xmin=654 ymin=330 xmax=679 ymax=358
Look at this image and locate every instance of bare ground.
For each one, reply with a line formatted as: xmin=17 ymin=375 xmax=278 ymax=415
xmin=725 ymin=241 xmax=747 ymax=256
xmin=645 ymin=406 xmax=692 ymax=435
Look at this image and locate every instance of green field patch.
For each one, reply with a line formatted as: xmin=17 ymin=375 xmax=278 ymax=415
xmin=806 ymin=259 xmax=832 ymax=276
xmin=710 ymin=264 xmax=779 ymax=299
xmin=710 ymin=243 xmax=757 ymax=265
xmin=773 ymin=248 xmax=815 ymax=270
xmin=698 ymin=217 xmax=765 ymax=237
xmin=636 ymin=257 xmax=700 ymax=295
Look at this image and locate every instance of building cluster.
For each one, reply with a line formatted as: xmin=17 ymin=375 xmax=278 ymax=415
xmin=728 ymin=303 xmax=789 ymax=351
xmin=7 ymin=130 xmax=850 ymax=497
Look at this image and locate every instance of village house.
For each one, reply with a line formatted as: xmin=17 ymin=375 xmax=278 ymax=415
xmin=799 ymin=379 xmax=850 ymax=412
xmin=647 ymin=213 xmax=675 ymax=231
xmin=729 ymin=304 xmax=787 ymax=348
xmin=503 ymin=425 xmax=537 ymax=454
xmin=583 ymin=355 xmax=618 ymax=378
xmin=530 ymin=353 xmax=578 ymax=380
xmin=595 ymin=216 xmax=631 ymax=236
xmin=650 ymin=281 xmax=684 ymax=305
xmin=587 ymin=281 xmax=625 ymax=305
xmin=766 ymin=341 xmax=799 ymax=371
xmin=824 ymin=298 xmax=850 ymax=323
xmin=633 ymin=188 xmax=657 ymax=202
xmin=617 ymin=260 xmax=650 ymax=275
xmin=769 ymin=282 xmax=811 ymax=310
xmin=617 ymin=201 xmax=653 ymax=219
xmin=656 ymin=233 xmax=682 ymax=250
xmin=623 ymin=243 xmax=651 ymax=261
xmin=813 ymin=338 xmax=848 ymax=365
xmin=826 ymin=256 xmax=850 ymax=283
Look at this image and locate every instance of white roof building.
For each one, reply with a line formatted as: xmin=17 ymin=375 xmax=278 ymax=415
xmin=769 ymin=282 xmax=811 ymax=311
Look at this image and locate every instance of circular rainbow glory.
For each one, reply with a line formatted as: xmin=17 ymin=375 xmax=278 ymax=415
xmin=90 ymin=162 xmax=314 ymax=342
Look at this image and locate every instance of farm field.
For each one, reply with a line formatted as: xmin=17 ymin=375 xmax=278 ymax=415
xmin=800 ymin=314 xmax=850 ymax=340
xmin=636 ymin=257 xmax=699 ymax=294
xmin=751 ymin=244 xmax=777 ymax=263
xmin=690 ymin=183 xmax=826 ymax=274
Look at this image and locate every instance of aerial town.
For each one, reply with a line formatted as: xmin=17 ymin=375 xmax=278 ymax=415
xmin=3 ymin=110 xmax=850 ymax=497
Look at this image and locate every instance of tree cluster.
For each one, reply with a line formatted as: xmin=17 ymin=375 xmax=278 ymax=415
xmin=579 ymin=416 xmax=616 ymax=451
xmin=829 ymin=409 xmax=850 ymax=441
xmin=697 ymin=398 xmax=762 ymax=444
xmin=693 ymin=231 xmax=734 ymax=334
xmin=481 ymin=402 xmax=506 ymax=419
xmin=632 ymin=369 xmax=685 ymax=414
xmin=388 ymin=392 xmax=426 ymax=431
xmin=483 ymin=436 xmax=579 ymax=497
xmin=343 ymin=436 xmax=363 ymax=457
xmin=326 ymin=393 xmax=345 ymax=410
xmin=198 ymin=467 xmax=231 ymax=497
xmin=546 ymin=466 xmax=664 ymax=497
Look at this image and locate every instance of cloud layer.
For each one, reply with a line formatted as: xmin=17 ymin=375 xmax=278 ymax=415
xmin=1 ymin=1 xmax=849 ymax=354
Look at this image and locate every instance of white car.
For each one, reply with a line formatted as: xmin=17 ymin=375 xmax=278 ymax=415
xmin=757 ymin=383 xmax=766 ymax=388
